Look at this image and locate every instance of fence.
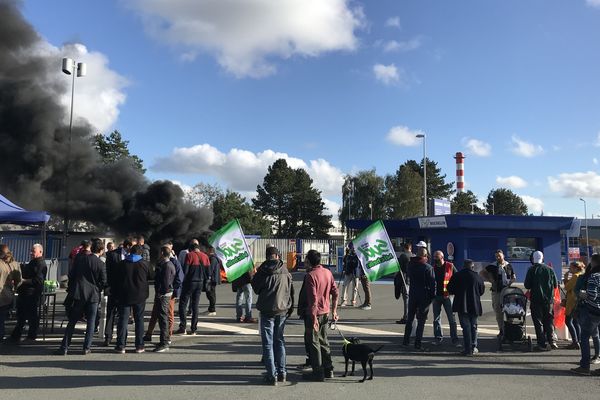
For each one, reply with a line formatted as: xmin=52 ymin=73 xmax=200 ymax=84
xmin=245 ymin=237 xmax=345 ymax=270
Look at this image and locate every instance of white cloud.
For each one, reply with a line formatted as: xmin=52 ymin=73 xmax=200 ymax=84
xmin=385 ymin=16 xmax=401 ymax=28
xmin=463 ymin=138 xmax=491 ymax=157
xmin=322 ymin=198 xmax=341 ymax=217
xmin=520 ymin=195 xmax=544 ymax=214
xmin=594 ymin=158 xmax=598 ymax=165
xmin=496 ymin=175 xmax=528 ymax=189
xmin=152 ymin=144 xmax=344 ymax=197
xmin=373 ymin=63 xmax=401 ymax=85
xmin=594 ymin=132 xmax=600 ymax=147
xmin=548 ymin=171 xmax=600 ymax=197
xmin=26 ymin=41 xmax=128 ymax=133
xmin=127 ymin=0 xmax=364 ymax=78
xmin=510 ymin=135 xmax=544 ymax=157
xmin=586 ymin=0 xmax=600 ymax=9
xmin=386 ymin=125 xmax=425 ymax=147
xmin=383 ymin=37 xmax=422 ymax=53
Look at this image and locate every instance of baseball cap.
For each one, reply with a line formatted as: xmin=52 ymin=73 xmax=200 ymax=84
xmin=532 ymin=251 xmax=543 ymax=264
xmin=416 ymin=241 xmax=427 ymax=248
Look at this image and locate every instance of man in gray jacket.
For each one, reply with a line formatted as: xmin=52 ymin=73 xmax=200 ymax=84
xmin=251 ymin=246 xmax=295 ymax=386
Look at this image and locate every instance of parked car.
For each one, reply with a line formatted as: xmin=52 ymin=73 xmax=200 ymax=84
xmin=510 ymin=246 xmax=534 ymax=259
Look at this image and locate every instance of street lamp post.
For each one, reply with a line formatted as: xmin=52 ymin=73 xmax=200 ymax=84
xmin=416 ymin=134 xmax=427 ymax=216
xmin=580 ymin=198 xmax=590 ymax=260
xmin=61 ymin=58 xmax=86 ymax=256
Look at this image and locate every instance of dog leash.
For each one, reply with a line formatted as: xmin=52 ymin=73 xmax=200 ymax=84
xmin=329 ymin=320 xmax=351 ymax=347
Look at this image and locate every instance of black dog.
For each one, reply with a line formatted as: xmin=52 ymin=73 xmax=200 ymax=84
xmin=341 ymin=337 xmax=384 ymax=382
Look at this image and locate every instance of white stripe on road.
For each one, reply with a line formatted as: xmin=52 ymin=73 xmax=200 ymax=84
xmin=195 ymin=322 xmax=259 ymax=335
xmin=332 ymin=323 xmax=401 ymax=336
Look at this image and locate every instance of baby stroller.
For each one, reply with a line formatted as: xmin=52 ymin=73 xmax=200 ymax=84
xmin=497 ymin=287 xmax=533 ymax=352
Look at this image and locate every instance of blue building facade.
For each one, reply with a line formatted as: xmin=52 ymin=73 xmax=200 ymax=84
xmin=347 ymin=215 xmax=576 ymax=282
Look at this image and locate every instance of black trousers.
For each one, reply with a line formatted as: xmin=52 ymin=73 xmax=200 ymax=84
xmin=403 ymin=298 xmax=431 ymax=347
xmin=205 ymin=284 xmax=217 ymax=312
xmin=304 ymin=314 xmax=333 ymax=375
xmin=104 ymin=295 xmax=119 ymax=341
xmin=530 ymin=301 xmax=554 ymax=346
xmin=179 ymin=282 xmax=202 ymax=331
xmin=11 ymin=294 xmax=41 ymax=340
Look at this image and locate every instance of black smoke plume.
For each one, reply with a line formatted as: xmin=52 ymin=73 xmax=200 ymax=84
xmin=0 ymin=1 xmax=212 ymax=251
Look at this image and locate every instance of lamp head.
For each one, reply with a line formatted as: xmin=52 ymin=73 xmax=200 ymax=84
xmin=62 ymin=58 xmax=73 ymax=75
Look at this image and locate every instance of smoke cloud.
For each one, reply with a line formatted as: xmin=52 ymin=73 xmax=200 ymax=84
xmin=0 ymin=1 xmax=212 ymax=249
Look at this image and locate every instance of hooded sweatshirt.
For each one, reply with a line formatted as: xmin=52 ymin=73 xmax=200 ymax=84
xmin=117 ymin=253 xmax=150 ymax=305
xmin=251 ymin=259 xmax=294 ymax=317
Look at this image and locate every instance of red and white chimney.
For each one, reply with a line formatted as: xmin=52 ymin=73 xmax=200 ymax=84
xmin=454 ymin=152 xmax=465 ymax=194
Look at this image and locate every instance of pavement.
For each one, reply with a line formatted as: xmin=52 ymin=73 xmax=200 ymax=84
xmin=1 ymin=273 xmax=599 ymax=399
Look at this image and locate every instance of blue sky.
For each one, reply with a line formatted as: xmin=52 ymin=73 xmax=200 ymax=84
xmin=20 ymin=0 xmax=600 ymax=219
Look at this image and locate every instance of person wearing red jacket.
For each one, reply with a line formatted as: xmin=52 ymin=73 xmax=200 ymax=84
xmin=431 ymin=250 xmax=459 ymax=346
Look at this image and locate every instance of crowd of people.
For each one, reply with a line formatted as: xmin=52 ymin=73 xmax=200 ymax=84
xmin=1 ymin=236 xmax=600 ymax=383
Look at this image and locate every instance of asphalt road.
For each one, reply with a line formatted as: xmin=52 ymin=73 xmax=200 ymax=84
xmin=1 ymin=273 xmax=599 ymax=399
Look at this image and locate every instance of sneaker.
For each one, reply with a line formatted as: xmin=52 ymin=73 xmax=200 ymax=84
xmin=535 ymin=345 xmax=550 ymax=352
xmin=432 ymin=337 xmax=443 ymax=346
xmin=396 ymin=318 xmax=407 ymax=324
xmin=244 ymin=317 xmax=257 ymax=323
xmin=590 ymin=356 xmax=600 ymax=365
xmin=207 ymin=312 xmax=216 ymax=316
xmin=187 ymin=330 xmax=197 ymax=336
xmin=135 ymin=347 xmax=145 ymax=354
xmin=143 ymin=335 xmax=152 ymax=343
xmin=324 ymin=370 xmax=334 ymax=379
xmin=114 ymin=347 xmax=125 ymax=354
xmin=359 ymin=304 xmax=372 ymax=310
xmin=566 ymin=342 xmax=580 ymax=350
xmin=153 ymin=345 xmax=169 ymax=353
xmin=82 ymin=348 xmax=91 ymax=355
xmin=570 ymin=366 xmax=591 ymax=376
xmin=472 ymin=347 xmax=479 ymax=354
xmin=237 ymin=317 xmax=245 ymax=323
xmin=591 ymin=369 xmax=600 ymax=376
xmin=175 ymin=327 xmax=186 ymax=335
xmin=167 ymin=340 xmax=172 ymax=346
xmin=461 ymin=351 xmax=474 ymax=357
xmin=339 ymin=302 xmax=348 ymax=307
xmin=277 ymin=373 xmax=287 ymax=383
xmin=101 ymin=339 xmax=111 ymax=347
xmin=550 ymin=342 xmax=559 ymax=350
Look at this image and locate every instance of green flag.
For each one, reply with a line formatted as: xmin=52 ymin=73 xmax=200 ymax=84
xmin=352 ymin=220 xmax=400 ymax=281
xmin=209 ymin=219 xmax=254 ymax=282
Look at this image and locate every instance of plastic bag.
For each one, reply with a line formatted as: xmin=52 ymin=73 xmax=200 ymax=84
xmin=553 ymin=286 xmax=566 ymax=328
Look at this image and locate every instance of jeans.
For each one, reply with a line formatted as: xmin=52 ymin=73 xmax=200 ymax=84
xmin=116 ymin=302 xmax=146 ymax=349
xmin=579 ymin=307 xmax=600 ymax=369
xmin=260 ymin=313 xmax=287 ymax=378
xmin=401 ymin=292 xmax=409 ymax=320
xmin=566 ymin=314 xmax=581 ymax=344
xmin=236 ymin=284 xmax=253 ymax=320
xmin=458 ymin=313 xmax=478 ymax=353
xmin=11 ymin=294 xmax=41 ymax=340
xmin=530 ymin=301 xmax=554 ymax=347
xmin=340 ymin=274 xmax=358 ymax=304
xmin=432 ymin=296 xmax=458 ymax=342
xmin=403 ymin=298 xmax=431 ymax=348
xmin=179 ymin=282 xmax=202 ymax=331
xmin=305 ymin=314 xmax=333 ymax=375
xmin=61 ymin=300 xmax=98 ymax=351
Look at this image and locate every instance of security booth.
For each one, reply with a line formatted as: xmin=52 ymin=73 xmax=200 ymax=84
xmin=347 ymin=214 xmax=576 ymax=282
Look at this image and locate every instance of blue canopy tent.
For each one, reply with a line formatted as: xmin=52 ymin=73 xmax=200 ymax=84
xmin=0 ymin=193 xmax=51 ymax=262
xmin=0 ymin=194 xmax=50 ymax=225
